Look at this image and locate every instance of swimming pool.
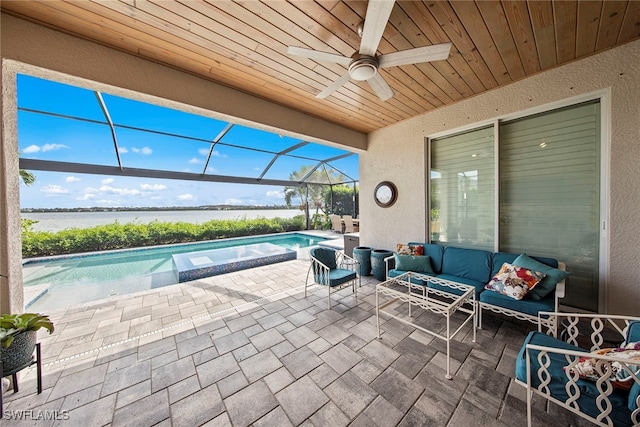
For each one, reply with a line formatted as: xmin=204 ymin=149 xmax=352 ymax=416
xmin=23 ymin=232 xmax=334 ymax=311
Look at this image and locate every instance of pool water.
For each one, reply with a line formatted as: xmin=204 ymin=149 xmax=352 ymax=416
xmin=23 ymin=232 xmax=333 ymax=311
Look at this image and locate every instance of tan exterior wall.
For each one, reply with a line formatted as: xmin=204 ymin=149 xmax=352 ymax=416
xmin=362 ymin=39 xmax=640 ymax=316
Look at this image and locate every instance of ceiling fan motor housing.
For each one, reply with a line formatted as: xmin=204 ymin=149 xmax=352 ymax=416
xmin=349 ymin=54 xmax=378 ymax=81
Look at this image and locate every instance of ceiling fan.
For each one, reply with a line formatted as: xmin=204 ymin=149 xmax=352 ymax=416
xmin=287 ymin=0 xmax=452 ymax=102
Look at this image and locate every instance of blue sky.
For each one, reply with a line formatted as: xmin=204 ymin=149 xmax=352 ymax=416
xmin=18 ymin=75 xmax=358 ymax=209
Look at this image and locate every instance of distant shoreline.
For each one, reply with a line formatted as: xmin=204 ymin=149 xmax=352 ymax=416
xmin=21 ymin=205 xmax=292 ymax=213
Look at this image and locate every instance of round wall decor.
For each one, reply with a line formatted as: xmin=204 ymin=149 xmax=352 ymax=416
xmin=374 ymin=181 xmax=397 ymax=207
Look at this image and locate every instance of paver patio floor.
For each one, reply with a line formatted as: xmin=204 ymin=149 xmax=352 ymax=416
xmin=3 ymin=258 xmax=591 ymax=426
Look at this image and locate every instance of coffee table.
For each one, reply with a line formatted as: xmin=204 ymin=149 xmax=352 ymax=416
xmin=376 ymin=272 xmax=476 ymax=379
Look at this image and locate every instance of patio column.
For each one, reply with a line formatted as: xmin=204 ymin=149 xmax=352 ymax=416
xmin=0 ymin=62 xmax=24 ymax=314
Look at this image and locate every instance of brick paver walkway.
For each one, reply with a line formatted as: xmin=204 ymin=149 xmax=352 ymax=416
xmin=3 ymin=259 xmax=590 ymax=426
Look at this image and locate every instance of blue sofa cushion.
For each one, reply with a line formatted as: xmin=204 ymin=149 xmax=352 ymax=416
xmin=441 ymin=247 xmax=492 ymax=283
xmin=409 ymin=243 xmax=444 ymax=272
xmin=387 ymin=269 xmax=429 ymax=287
xmin=512 ymin=253 xmax=569 ymax=300
xmin=430 ymin=274 xmax=486 ymax=297
xmin=516 ymin=331 xmax=634 ymax=426
xmin=394 ymin=254 xmax=434 ymax=274
xmin=480 ymin=288 xmax=555 ymax=316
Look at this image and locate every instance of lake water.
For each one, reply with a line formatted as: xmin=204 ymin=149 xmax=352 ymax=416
xmin=22 ymin=209 xmax=303 ymax=232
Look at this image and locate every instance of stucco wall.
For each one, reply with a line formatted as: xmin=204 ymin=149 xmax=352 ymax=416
xmin=362 ymin=39 xmax=640 ymax=315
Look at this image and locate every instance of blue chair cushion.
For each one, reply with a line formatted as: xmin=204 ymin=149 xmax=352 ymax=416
xmin=316 ymin=268 xmax=356 ymax=288
xmin=310 ymin=247 xmax=337 ymax=270
xmin=516 ymin=331 xmax=634 ymax=426
xmin=626 ymin=321 xmax=640 ymax=411
xmin=480 ymin=288 xmax=555 ymax=316
xmin=441 ymin=247 xmax=492 ymax=284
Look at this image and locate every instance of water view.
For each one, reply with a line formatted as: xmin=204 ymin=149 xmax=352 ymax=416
xmin=22 ymin=208 xmax=303 ymax=232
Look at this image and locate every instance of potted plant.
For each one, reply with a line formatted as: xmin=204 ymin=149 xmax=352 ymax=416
xmin=0 ymin=313 xmax=54 ymax=374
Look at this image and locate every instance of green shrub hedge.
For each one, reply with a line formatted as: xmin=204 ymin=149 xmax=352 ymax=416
xmin=22 ymin=215 xmax=306 ymax=258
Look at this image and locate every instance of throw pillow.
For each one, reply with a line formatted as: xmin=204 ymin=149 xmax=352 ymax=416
xmin=485 ymin=262 xmax=546 ymax=300
xmin=396 ymin=244 xmax=424 ymax=256
xmin=393 ymin=254 xmax=434 ymax=274
xmin=567 ymin=342 xmax=640 ymax=391
xmin=512 ymin=253 xmax=571 ymax=300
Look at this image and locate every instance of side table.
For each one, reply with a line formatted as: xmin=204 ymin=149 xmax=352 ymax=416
xmin=0 ymin=342 xmax=43 ymax=413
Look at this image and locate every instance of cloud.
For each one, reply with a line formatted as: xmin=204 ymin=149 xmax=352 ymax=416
xmin=65 ymin=176 xmax=81 ymax=183
xmin=198 ymin=148 xmax=210 ymax=156
xmin=23 ymin=145 xmax=41 ymax=154
xmin=99 ymin=185 xmax=140 ymax=196
xmin=117 ymin=146 xmax=129 ymax=154
xmin=102 ymin=178 xmax=114 ymax=185
xmin=224 ymin=198 xmax=242 ymax=205
xmin=23 ymin=144 xmax=69 ymax=153
xmin=76 ymin=193 xmax=96 ymax=201
xmin=266 ymin=190 xmax=283 ymax=198
xmin=188 ymin=157 xmax=202 ymax=164
xmin=178 ymin=193 xmax=194 ymax=201
xmin=42 ymin=143 xmax=69 ymax=152
xmin=131 ymin=146 xmax=152 ymax=155
xmin=40 ymin=185 xmax=68 ymax=194
xmin=211 ymin=149 xmax=226 ymax=158
xmin=140 ymin=183 xmax=167 ymax=191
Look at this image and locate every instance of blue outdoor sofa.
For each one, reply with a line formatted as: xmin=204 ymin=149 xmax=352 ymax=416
xmin=384 ymin=243 xmax=569 ymax=329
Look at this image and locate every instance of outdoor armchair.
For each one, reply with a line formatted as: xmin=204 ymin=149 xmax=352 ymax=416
xmin=516 ymin=312 xmax=640 ymax=427
xmin=305 ymin=247 xmax=360 ymax=309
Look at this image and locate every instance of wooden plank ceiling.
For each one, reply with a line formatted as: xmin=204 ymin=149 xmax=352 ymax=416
xmin=2 ymin=1 xmax=639 ymax=134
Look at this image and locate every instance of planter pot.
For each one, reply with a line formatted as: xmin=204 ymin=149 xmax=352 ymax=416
xmin=1 ymin=331 xmax=37 ymax=375
xmin=371 ymin=249 xmax=393 ymax=281
xmin=352 ymin=246 xmax=372 ymax=276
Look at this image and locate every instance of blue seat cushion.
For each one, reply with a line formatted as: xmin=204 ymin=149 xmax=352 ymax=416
xmin=314 ymin=268 xmax=356 ymax=288
xmin=429 ymin=274 xmax=485 ymax=297
xmin=387 ymin=269 xmax=429 ymax=287
xmin=441 ymin=247 xmax=492 ymax=283
xmin=626 ymin=321 xmax=640 ymax=411
xmin=516 ymin=331 xmax=634 ymax=426
xmin=479 ymin=288 xmax=555 ymax=316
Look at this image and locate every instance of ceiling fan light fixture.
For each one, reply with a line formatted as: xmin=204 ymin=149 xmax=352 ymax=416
xmin=349 ymin=56 xmax=378 ymax=81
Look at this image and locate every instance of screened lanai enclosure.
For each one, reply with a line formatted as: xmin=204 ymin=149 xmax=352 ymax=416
xmin=17 ymin=74 xmax=359 ymax=225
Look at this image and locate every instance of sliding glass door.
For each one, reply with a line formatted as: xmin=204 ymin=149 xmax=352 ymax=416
xmin=429 ymin=100 xmax=601 ymax=311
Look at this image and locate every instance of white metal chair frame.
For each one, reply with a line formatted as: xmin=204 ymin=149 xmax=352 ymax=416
xmin=305 ymin=250 xmax=360 ymax=309
xmin=518 ymin=312 xmax=640 ymax=427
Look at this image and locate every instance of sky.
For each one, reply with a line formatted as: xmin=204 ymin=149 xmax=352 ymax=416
xmin=17 ymin=75 xmax=358 ymax=209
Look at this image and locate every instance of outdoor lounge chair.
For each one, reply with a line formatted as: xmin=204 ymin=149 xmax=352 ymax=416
xmin=516 ymin=312 xmax=640 ymax=427
xmin=306 ymin=247 xmax=360 ymax=309
xmin=342 ymin=215 xmax=359 ymax=233
xmin=329 ymin=214 xmax=344 ymax=233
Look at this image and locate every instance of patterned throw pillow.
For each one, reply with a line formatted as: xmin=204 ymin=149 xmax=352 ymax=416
xmin=567 ymin=342 xmax=640 ymax=391
xmin=396 ymin=244 xmax=424 ymax=256
xmin=485 ymin=262 xmax=546 ymax=300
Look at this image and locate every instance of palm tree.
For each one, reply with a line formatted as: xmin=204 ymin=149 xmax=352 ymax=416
xmin=283 ymin=165 xmax=346 ymax=216
xmin=20 ymin=169 xmax=36 ymax=186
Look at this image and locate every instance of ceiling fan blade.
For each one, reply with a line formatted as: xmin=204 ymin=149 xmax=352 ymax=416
xmin=316 ymin=72 xmax=352 ymax=99
xmin=359 ymin=0 xmax=396 ymax=56
xmin=287 ymin=46 xmax=351 ymax=65
xmin=367 ymin=73 xmax=394 ymax=101
xmin=378 ymin=42 xmax=452 ymax=68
